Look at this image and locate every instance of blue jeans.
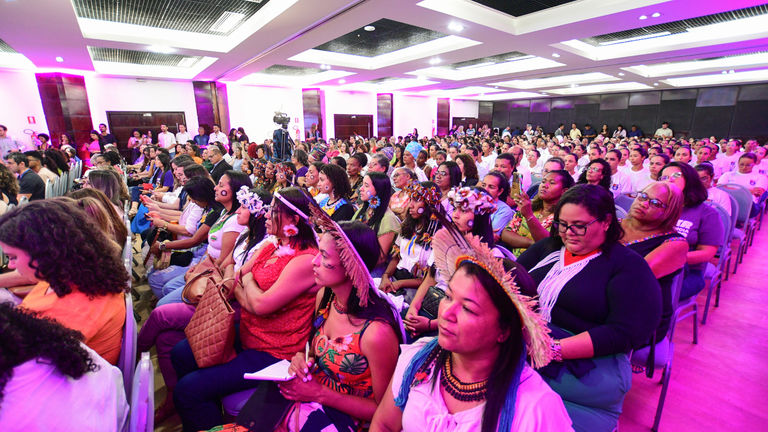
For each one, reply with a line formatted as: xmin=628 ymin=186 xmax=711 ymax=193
xmin=172 ymin=338 xmax=280 ymax=432
xmin=680 ymin=267 xmax=705 ymax=301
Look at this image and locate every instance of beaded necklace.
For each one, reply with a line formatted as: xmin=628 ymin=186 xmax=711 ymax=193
xmin=440 ymin=354 xmax=488 ymax=402
xmin=623 ymin=231 xmax=675 ymax=246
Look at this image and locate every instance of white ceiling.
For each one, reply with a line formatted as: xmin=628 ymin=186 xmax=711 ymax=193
xmin=2 ymin=0 xmax=768 ymax=99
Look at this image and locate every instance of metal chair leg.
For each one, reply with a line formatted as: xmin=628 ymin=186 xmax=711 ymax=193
xmin=651 ymin=348 xmax=674 ymax=432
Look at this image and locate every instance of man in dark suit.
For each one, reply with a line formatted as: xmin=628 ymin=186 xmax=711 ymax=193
xmin=208 ymin=146 xmax=232 ymax=184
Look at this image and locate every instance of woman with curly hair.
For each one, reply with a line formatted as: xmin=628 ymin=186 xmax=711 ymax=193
xmin=455 ymin=153 xmax=479 ymax=187
xmin=0 ymin=199 xmax=129 ymax=364
xmin=317 ymin=163 xmax=355 ymax=222
xmin=0 ymin=163 xmax=19 ymax=207
xmin=577 ymin=158 xmax=612 ymax=192
xmin=44 ymin=148 xmax=71 ymax=175
xmin=0 ymin=303 xmax=129 ymax=429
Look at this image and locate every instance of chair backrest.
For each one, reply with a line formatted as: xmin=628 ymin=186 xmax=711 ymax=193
xmin=615 ymin=194 xmax=634 ymax=212
xmin=129 ymin=352 xmax=155 ymax=432
xmin=118 ymin=292 xmax=137 ymax=402
xmin=44 ymin=179 xmax=52 ymax=199
xmin=123 ymin=236 xmax=132 ymax=274
xmin=526 ymin=182 xmax=540 ymax=198
xmin=666 ymin=270 xmax=685 ymax=338
xmin=17 ymin=196 xmax=29 ymax=206
xmin=706 ymin=201 xmax=735 ymax=253
xmin=615 ymin=205 xmax=628 ymax=219
xmin=717 ymin=183 xmax=752 ymax=225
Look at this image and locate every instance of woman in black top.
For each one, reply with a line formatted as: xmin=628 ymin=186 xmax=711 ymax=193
xmin=455 ymin=153 xmax=479 ymax=187
xmin=517 ymin=184 xmax=661 ymax=432
xmin=577 ymin=159 xmax=612 ymax=192
xmin=317 ymin=163 xmax=355 ymax=222
xmin=620 ymin=182 xmax=688 ymax=346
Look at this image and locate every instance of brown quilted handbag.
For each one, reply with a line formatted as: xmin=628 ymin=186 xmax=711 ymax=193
xmin=181 ymin=256 xmax=222 ymax=306
xmin=185 ymin=276 xmax=238 ymax=368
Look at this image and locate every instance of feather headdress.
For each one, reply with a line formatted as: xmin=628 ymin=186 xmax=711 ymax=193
xmin=447 ymin=187 xmax=497 ymax=215
xmin=431 ymin=226 xmax=553 ymax=369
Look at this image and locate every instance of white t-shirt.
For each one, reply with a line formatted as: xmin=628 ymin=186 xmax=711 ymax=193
xmin=392 ymin=339 xmax=574 ymax=432
xmin=654 ymin=127 xmax=673 ymax=138
xmin=713 ymin=152 xmax=742 ymax=176
xmin=610 ymin=170 xmax=633 ymax=198
xmin=396 ymin=235 xmax=434 ymax=276
xmin=707 ymin=187 xmax=732 ymax=216
xmin=232 ymin=233 xmax=269 ymax=272
xmin=176 ymin=131 xmax=192 ymax=145
xmin=178 ymin=201 xmax=205 ymax=240
xmin=717 ymin=171 xmax=768 ymax=203
xmin=633 ymin=173 xmax=656 ymax=192
xmin=206 ymin=212 xmax=248 ymax=259
xmin=626 ymin=166 xmax=651 ymax=191
xmin=209 ymin=132 xmax=230 ymax=149
xmin=0 ymin=344 xmax=129 ymax=431
xmin=158 ymin=131 xmax=177 ymax=149
xmin=481 ymin=153 xmax=497 ymax=168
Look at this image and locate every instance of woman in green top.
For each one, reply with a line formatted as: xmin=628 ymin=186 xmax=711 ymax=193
xmin=354 ymin=172 xmax=399 ymax=277
xmin=500 ymin=170 xmax=574 ymax=257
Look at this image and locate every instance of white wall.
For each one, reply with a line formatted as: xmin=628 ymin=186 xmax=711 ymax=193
xmin=0 ymin=70 xmax=47 ymax=149
xmin=226 ymin=84 xmax=304 ymax=143
xmin=450 ymin=99 xmax=479 ymax=125
xmin=84 ymin=76 xmax=199 ymax=131
xmin=393 ymin=94 xmax=437 ymax=138
xmin=323 ymin=90 xmax=377 ymax=139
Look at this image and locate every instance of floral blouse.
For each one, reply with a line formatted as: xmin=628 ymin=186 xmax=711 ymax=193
xmin=505 ymin=210 xmax=555 ymax=257
xmin=389 ymin=190 xmax=410 ymax=212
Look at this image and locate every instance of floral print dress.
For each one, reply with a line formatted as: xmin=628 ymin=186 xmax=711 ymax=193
xmin=505 ymin=210 xmax=555 ymax=258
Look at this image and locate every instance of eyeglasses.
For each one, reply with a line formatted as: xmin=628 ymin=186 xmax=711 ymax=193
xmin=635 ymin=192 xmax=668 ymax=209
xmin=434 ymin=171 xmax=449 ymax=177
xmin=659 ymin=172 xmax=683 ymax=181
xmin=553 ymin=218 xmax=599 ymax=236
xmin=587 ymin=166 xmax=602 ymax=173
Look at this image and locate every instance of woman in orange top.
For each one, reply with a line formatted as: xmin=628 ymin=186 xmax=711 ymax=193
xmin=0 ymin=198 xmax=128 ymax=364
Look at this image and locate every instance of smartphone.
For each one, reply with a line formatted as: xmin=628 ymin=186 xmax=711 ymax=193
xmin=510 ymin=173 xmax=522 ymax=200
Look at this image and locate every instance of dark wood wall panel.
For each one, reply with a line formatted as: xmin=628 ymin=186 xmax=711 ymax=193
xmin=36 ymin=73 xmax=93 ymax=151
xmin=192 ymin=81 xmax=223 ymax=134
xmin=376 ymin=93 xmax=392 ymax=138
xmin=657 ymin=99 xmax=696 ymax=135
xmin=437 ymin=98 xmax=450 ymax=136
xmin=690 ymin=106 xmax=735 ymax=139
xmin=508 ymin=107 xmax=530 ymax=132
xmin=478 ymin=102 xmax=493 ymax=128
xmin=548 ymin=109 xmax=573 ymax=133
xmin=625 ymin=105 xmax=660 ymax=137
xmin=597 ymin=109 xmax=627 ymax=131
xmin=303 ymin=89 xmax=324 ymax=139
xmin=527 ymin=112 xmax=549 ymax=130
xmin=573 ymin=104 xmax=599 ymax=129
xmin=107 ymin=111 xmax=186 ymax=161
xmin=334 ymin=114 xmax=374 ymax=139
xmin=731 ymin=100 xmax=768 ymax=138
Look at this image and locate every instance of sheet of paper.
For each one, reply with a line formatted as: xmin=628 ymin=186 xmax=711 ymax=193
xmin=243 ymin=359 xmax=295 ymax=381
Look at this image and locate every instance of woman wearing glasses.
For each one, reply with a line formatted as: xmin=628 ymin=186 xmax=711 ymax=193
xmin=658 ymin=162 xmax=724 ymax=301
xmin=576 ymin=159 xmax=612 ymax=192
xmin=620 ymin=182 xmax=688 ymax=355
xmin=517 ymin=184 xmax=662 ymax=432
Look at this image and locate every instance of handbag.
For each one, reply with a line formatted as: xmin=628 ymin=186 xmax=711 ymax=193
xmin=236 ymin=381 xmax=293 ymax=432
xmin=421 ymin=286 xmax=446 ymax=319
xmin=181 ymin=255 xmax=221 ymax=306
xmin=184 ymin=276 xmax=239 ymax=368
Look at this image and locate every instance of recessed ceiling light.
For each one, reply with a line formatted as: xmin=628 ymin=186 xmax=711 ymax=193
xmin=364 ymin=25 xmax=375 ymax=32
xmin=639 ymin=15 xmax=647 ymax=20
xmin=177 ymin=57 xmax=197 ymax=67
xmin=618 ymin=72 xmax=625 ymax=76
xmin=729 ymin=69 xmax=735 ymax=74
xmin=148 ymin=45 xmax=174 ymax=53
xmin=552 ymin=53 xmax=560 ymax=58
xmin=479 ymin=93 xmax=485 ymax=96
xmin=570 ymin=84 xmax=578 ymax=88
xmin=55 ymin=57 xmax=64 ymax=62
xmin=338 ymin=79 xmax=346 ymax=84
xmin=320 ymin=64 xmax=331 ymax=70
xmin=722 ymin=70 xmax=728 ymax=74
xmin=494 ymin=86 xmax=498 ymax=89
xmin=541 ymin=92 xmax=548 ymax=95
xmin=653 ymin=82 xmax=659 ymax=86
xmin=651 ymin=13 xmax=661 ymax=18
xmin=447 ymin=23 xmax=464 ymax=32
xmin=210 ymin=11 xmax=245 ymax=33
xmin=429 ymin=58 xmax=441 ymax=65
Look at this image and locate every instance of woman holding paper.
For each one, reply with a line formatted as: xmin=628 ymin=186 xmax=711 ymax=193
xmin=276 ymin=220 xmax=403 ymax=430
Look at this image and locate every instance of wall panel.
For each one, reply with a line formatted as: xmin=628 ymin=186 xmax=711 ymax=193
xmin=657 ymin=99 xmax=696 ymax=134
xmin=573 ymin=104 xmax=599 ymax=129
xmin=690 ymin=106 xmax=735 ymax=139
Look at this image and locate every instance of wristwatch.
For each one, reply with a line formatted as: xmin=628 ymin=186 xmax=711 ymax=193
xmin=159 ymin=241 xmax=168 ymax=252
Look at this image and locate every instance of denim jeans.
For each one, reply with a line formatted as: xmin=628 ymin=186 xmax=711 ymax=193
xmin=680 ymin=267 xmax=705 ymax=301
xmin=172 ymin=338 xmax=280 ymax=432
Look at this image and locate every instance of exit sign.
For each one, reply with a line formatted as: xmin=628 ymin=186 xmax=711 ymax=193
xmin=27 ymin=116 xmax=35 ymax=124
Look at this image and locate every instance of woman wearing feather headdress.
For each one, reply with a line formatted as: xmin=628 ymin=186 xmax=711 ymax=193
xmin=371 ymin=226 xmax=573 ymax=432
xmin=274 ymin=221 xmax=404 ymax=431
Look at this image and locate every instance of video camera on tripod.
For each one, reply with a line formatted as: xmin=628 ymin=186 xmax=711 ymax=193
xmin=272 ymin=111 xmax=294 ymax=161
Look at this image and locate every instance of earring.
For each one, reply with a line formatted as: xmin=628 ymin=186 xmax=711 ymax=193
xmin=467 ymin=220 xmax=474 ymax=227
xmin=283 ymin=224 xmax=298 ymax=237
xmin=369 ymin=195 xmax=380 ymax=209
xmin=417 ymin=207 xmax=425 ymax=214
xmin=220 ymin=190 xmax=227 ymax=196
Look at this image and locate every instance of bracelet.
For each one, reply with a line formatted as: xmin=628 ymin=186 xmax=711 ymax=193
xmin=164 ymin=221 xmax=169 ymax=229
xmin=551 ymin=339 xmax=563 ymax=362
xmin=428 ymin=320 xmax=433 ymax=331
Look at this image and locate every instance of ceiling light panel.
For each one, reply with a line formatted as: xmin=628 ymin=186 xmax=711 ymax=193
xmin=462 ymin=91 xmax=545 ymax=101
xmin=72 ymin=0 xmax=267 ymax=36
xmin=469 ymin=0 xmax=577 ymax=17
xmin=560 ymin=4 xmax=768 ymax=61
xmin=415 ymin=86 xmax=504 ymax=97
xmin=88 ymin=46 xmax=203 ymax=68
xmin=661 ymin=69 xmax=768 ymax=87
xmin=237 ymin=65 xmax=356 ymax=87
xmin=493 ymin=72 xmax=620 ymax=89
xmin=623 ymin=51 xmax=768 ymax=77
xmin=407 ymin=56 xmax=563 ymax=81
xmin=339 ymin=77 xmax=440 ymax=92
xmin=314 ymin=19 xmax=447 ymax=58
xmin=546 ymin=82 xmax=653 ymax=95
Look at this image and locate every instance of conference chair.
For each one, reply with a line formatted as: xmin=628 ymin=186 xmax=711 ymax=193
xmin=614 ymin=205 xmax=628 ymax=219
xmin=631 ymin=270 xmax=685 ymax=432
xmin=118 ymin=291 xmax=138 ymax=401
xmin=44 ymin=179 xmax=53 ymax=199
xmin=717 ymin=184 xmax=755 ymax=273
xmin=129 ymin=352 xmax=155 ymax=432
xmin=701 ymin=201 xmax=735 ymax=325
xmin=614 ymin=194 xmax=634 ymax=213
